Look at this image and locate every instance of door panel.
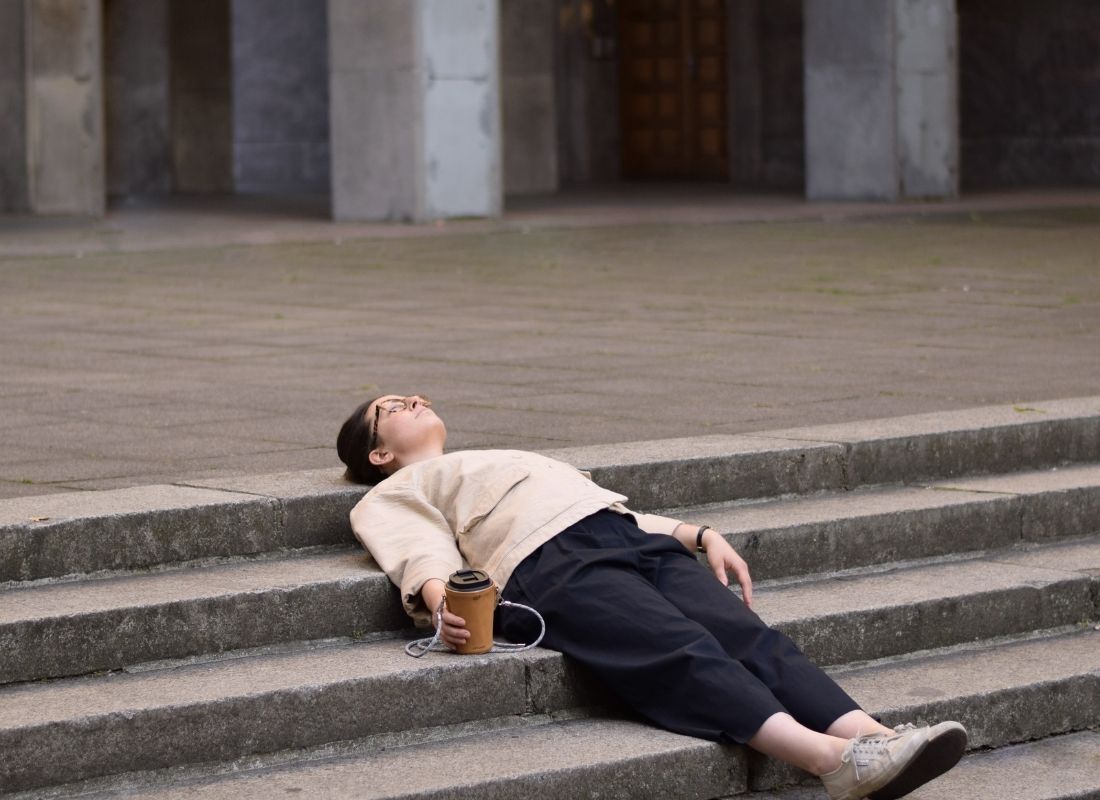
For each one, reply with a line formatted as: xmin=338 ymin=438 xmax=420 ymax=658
xmin=619 ymin=0 xmax=729 ymax=179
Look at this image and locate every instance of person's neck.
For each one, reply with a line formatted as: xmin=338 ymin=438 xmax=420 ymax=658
xmin=392 ymin=445 xmax=445 ymax=472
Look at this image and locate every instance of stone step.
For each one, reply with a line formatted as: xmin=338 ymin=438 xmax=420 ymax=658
xmin=755 ymin=536 xmax=1100 ymax=666
xmin=4 ymin=396 xmax=1098 ymax=583
xmin=0 ymin=644 xmax=577 ymax=795
xmin=1 ymin=602 xmax=1095 ymax=793
xmin=680 ymin=463 xmax=1100 ymax=581
xmin=4 ymin=461 xmax=1097 ymax=620
xmin=15 ymin=628 xmax=1100 ymax=799
xmin=553 ymin=395 xmax=1100 ymax=509
xmin=64 ymin=717 xmax=747 ymax=800
xmin=746 ymin=730 xmax=1100 ymax=800
xmin=0 ymin=472 xmax=362 ymax=584
xmin=2 ymin=533 xmax=1096 ymax=686
xmin=0 ymin=549 xmax=404 ymax=684
xmin=748 ymin=625 xmax=1100 ymax=791
xmin=905 ymin=730 xmax=1100 ymax=800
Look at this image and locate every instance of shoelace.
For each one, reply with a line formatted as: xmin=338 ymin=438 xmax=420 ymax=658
xmin=847 ymin=723 xmax=919 ymax=780
xmin=859 ymin=721 xmax=918 ymax=741
xmin=851 ymin=736 xmax=890 ymax=757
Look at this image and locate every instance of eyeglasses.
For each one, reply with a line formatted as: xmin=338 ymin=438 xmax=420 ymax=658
xmin=367 ymin=395 xmax=432 ymax=456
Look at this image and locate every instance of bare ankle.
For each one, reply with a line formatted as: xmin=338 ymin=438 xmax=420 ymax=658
xmin=826 ymin=710 xmax=893 ymax=739
xmin=813 ymin=738 xmax=849 ymax=777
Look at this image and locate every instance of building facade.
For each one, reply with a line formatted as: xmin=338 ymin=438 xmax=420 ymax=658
xmin=1 ymin=0 xmax=1098 ymax=219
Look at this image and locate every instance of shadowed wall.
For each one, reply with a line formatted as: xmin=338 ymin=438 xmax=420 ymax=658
xmin=960 ymin=0 xmax=1100 ymax=188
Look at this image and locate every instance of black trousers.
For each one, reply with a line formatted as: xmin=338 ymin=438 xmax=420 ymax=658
xmin=497 ymin=509 xmax=861 ymax=744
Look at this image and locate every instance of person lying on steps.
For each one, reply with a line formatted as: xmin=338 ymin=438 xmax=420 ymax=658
xmin=337 ymin=393 xmax=968 ymax=800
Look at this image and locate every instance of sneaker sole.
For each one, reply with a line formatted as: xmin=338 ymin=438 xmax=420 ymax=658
xmin=868 ymin=727 xmax=968 ymax=800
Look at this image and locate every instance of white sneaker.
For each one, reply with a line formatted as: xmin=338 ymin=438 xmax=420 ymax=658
xmin=820 ymin=721 xmax=967 ymax=800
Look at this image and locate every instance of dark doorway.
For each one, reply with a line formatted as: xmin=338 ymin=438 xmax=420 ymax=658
xmin=959 ymin=0 xmax=1100 ymax=188
xmin=617 ymin=0 xmax=729 ymax=180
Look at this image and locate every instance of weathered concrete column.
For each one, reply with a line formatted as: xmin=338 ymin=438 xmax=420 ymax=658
xmin=328 ymin=0 xmax=502 ymax=222
xmin=803 ymin=0 xmax=957 ymax=200
xmin=4 ymin=0 xmax=106 ymax=215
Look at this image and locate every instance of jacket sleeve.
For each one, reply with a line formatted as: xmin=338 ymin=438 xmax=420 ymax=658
xmin=349 ymin=484 xmax=464 ymax=627
xmin=566 ymin=461 xmax=687 ymax=536
xmin=611 ymin=502 xmax=686 ymax=536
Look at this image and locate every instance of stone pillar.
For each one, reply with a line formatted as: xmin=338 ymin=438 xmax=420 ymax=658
xmin=501 ymin=0 xmax=557 ymax=196
xmin=21 ymin=0 xmax=106 ymax=215
xmin=803 ymin=0 xmax=958 ymax=200
xmin=328 ymin=0 xmax=502 ymax=222
xmin=895 ymin=0 xmax=958 ymax=197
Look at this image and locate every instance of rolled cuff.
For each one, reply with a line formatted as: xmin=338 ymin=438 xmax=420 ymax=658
xmin=402 ymin=559 xmax=462 ymax=627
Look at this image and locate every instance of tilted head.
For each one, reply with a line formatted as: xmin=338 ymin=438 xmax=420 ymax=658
xmin=337 ymin=394 xmax=446 ymax=484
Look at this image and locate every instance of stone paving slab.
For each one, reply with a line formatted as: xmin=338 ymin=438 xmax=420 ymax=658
xmin=2 ymin=199 xmax=1099 ymax=498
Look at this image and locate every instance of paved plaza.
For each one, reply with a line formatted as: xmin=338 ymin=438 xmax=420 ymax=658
xmin=1 ymin=188 xmax=1099 ymax=499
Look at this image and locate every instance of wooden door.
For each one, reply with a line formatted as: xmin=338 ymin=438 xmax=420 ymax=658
xmin=618 ymin=0 xmax=729 ymax=180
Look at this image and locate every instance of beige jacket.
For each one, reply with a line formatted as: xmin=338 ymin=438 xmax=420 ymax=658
xmin=349 ymin=449 xmax=685 ymax=625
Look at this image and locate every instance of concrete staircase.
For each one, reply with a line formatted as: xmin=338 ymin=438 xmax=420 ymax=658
xmin=1 ymin=398 xmax=1098 ymax=799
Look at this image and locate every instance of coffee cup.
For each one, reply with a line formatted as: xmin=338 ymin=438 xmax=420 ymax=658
xmin=444 ymin=569 xmax=497 ymax=654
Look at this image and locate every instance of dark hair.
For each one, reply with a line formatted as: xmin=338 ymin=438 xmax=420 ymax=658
xmin=337 ymin=396 xmax=388 ymax=485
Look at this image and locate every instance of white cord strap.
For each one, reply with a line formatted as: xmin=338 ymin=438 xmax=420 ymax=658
xmin=404 ymin=598 xmax=546 ymax=658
